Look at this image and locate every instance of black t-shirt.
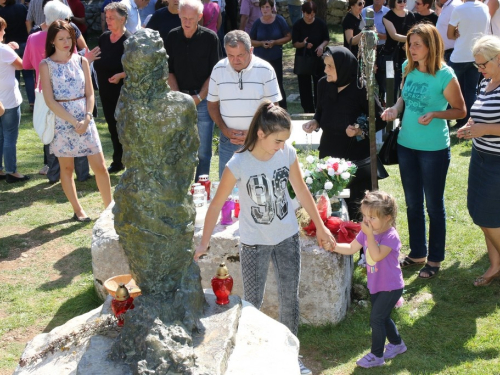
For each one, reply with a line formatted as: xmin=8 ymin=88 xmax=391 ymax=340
xmin=383 ymin=10 xmax=416 ymax=55
xmin=342 ymin=12 xmax=365 ymax=58
xmin=292 ymin=18 xmax=330 ymax=57
xmin=414 ymin=12 xmax=438 ymax=26
xmin=313 ymin=77 xmax=385 ymax=160
xmin=94 ymin=30 xmax=132 ymax=91
xmin=0 ymin=4 xmax=28 ymax=44
xmin=165 ymin=26 xmax=221 ymax=91
xmin=147 ymin=7 xmax=182 ymax=48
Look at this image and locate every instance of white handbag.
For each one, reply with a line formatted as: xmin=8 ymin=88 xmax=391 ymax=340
xmin=33 ymin=61 xmax=55 ymax=145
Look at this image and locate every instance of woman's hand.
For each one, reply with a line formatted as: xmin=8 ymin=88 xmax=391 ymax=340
xmin=346 ymin=124 xmax=359 ymax=138
xmin=7 ymin=42 xmax=19 ymax=50
xmin=84 ymin=47 xmax=101 ymax=63
xmin=315 ymin=45 xmax=324 ymax=57
xmin=74 ymin=120 xmax=88 ymax=135
xmin=381 ymin=107 xmax=398 ymax=121
xmin=194 ymin=243 xmax=210 ymax=261
xmin=302 ymin=119 xmax=318 ymax=133
xmin=303 ymin=37 xmax=313 ymax=49
xmin=109 ymin=72 xmax=124 ymax=84
xmin=457 ymin=118 xmax=481 ymax=139
xmin=418 ymin=112 xmax=435 ymax=125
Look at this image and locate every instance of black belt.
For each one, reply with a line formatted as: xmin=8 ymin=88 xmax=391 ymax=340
xmin=180 ymin=89 xmax=199 ymax=95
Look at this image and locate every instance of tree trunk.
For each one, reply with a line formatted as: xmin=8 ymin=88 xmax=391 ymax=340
xmin=316 ymin=0 xmax=328 ymax=22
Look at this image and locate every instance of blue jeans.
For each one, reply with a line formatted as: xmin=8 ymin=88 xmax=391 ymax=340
xmin=14 ymin=43 xmax=35 ymax=105
xmin=449 ymin=61 xmax=479 ymax=127
xmin=218 ymin=133 xmax=243 ymax=179
xmin=398 ymin=144 xmax=450 ymax=262
xmin=195 ymin=99 xmax=215 ymax=181
xmin=370 ymin=289 xmax=403 ymax=358
xmin=240 ymin=233 xmax=301 ymax=336
xmin=0 ymin=106 xmax=21 ymax=174
xmin=288 ymin=4 xmax=302 ymax=26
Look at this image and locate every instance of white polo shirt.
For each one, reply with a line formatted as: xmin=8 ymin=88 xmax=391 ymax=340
xmin=207 ymin=55 xmax=282 ymax=131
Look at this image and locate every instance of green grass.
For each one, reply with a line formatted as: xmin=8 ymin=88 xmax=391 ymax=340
xmin=1 ymin=27 xmax=499 ymax=374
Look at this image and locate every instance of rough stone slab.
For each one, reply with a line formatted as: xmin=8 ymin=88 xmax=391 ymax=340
xmin=192 ymin=293 xmax=242 ymax=375
xmin=225 ymin=300 xmax=300 ymax=375
xmin=91 ymin=202 xmax=130 ymax=300
xmin=288 ymin=120 xmax=322 ymax=150
xmin=15 ymin=292 xmax=298 ymax=375
xmin=13 ymin=306 xmax=103 ymax=375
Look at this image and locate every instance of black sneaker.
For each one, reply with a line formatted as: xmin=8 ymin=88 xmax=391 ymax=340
xmin=6 ymin=174 xmax=30 ymax=183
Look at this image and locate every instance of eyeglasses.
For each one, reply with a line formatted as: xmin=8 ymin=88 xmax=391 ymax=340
xmin=473 ymin=56 xmax=496 ymax=69
xmin=397 ymin=0 xmax=407 ymax=3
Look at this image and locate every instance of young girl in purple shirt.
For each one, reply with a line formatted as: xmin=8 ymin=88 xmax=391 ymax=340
xmin=328 ymin=191 xmax=406 ymax=368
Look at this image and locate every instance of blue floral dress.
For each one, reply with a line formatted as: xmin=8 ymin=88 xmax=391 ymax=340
xmin=46 ymin=54 xmax=102 ymax=157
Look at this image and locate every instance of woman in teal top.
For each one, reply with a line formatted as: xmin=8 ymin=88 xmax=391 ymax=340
xmin=382 ymin=23 xmax=466 ymax=280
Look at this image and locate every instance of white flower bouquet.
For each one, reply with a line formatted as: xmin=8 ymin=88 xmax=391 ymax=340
xmin=289 ymin=155 xmax=357 ymax=199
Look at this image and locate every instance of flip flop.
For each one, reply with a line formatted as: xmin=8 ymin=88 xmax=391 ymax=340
xmin=400 ymin=256 xmax=426 ymax=269
xmin=418 ymin=263 xmax=440 ymax=279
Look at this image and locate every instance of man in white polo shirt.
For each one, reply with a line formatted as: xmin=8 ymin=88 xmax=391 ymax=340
xmin=207 ymin=30 xmax=281 ymax=178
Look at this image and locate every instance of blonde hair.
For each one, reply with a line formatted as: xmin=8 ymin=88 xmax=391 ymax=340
xmin=360 ymin=191 xmax=398 ymax=227
xmin=404 ymin=23 xmax=444 ymax=78
xmin=472 ymin=34 xmax=500 ymax=61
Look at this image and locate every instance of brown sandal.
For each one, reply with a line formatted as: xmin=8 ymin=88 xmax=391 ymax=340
xmin=473 ymin=269 xmax=500 ymax=287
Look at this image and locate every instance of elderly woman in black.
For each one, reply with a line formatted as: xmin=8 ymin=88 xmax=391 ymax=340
xmin=303 ymin=46 xmax=386 ymax=221
xmin=94 ymin=2 xmax=131 ymax=174
xmin=291 ymin=1 xmax=329 ymax=113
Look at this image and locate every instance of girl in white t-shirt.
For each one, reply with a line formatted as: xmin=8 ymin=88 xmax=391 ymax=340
xmin=195 ymin=101 xmax=335 ymax=374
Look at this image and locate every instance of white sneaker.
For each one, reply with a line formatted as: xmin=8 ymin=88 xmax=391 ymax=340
xmin=39 ymin=165 xmax=49 ymax=175
xmin=298 ymin=358 xmax=312 ymax=375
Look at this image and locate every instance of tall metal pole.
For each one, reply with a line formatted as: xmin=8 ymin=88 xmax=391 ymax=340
xmin=359 ymin=8 xmax=378 ymax=191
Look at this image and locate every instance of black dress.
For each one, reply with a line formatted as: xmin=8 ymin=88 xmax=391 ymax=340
xmin=94 ymin=30 xmax=131 ymax=169
xmin=342 ymin=12 xmax=365 ymax=58
xmin=291 ymin=18 xmax=329 ymax=113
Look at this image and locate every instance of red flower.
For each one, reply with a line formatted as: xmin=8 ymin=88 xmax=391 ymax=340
xmin=333 ymin=162 xmax=339 ymax=171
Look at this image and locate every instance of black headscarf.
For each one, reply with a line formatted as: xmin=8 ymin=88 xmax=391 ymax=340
xmin=322 ymin=46 xmax=358 ymax=102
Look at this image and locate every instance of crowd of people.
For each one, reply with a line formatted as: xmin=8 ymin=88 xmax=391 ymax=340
xmin=1 ymin=0 xmax=500 ymax=372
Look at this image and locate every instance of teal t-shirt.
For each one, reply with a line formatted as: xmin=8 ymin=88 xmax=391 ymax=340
xmin=398 ymin=62 xmax=456 ymax=151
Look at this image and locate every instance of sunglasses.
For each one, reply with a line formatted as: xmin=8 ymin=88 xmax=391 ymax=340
xmin=473 ymin=56 xmax=496 ymax=69
xmin=397 ymin=0 xmax=407 ymax=3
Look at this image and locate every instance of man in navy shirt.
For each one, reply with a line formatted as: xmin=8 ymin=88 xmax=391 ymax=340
xmin=147 ymin=0 xmax=181 ymax=47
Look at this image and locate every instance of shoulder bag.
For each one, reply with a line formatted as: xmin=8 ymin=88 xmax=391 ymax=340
xmin=33 ymin=60 xmax=55 ymax=145
xmin=379 ymin=126 xmax=400 ymax=165
xmin=293 ymin=47 xmax=317 ymax=75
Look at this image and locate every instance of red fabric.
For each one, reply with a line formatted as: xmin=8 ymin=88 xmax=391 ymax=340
xmin=67 ymin=0 xmax=88 ymax=33
xmin=302 ymin=197 xmax=361 ymax=243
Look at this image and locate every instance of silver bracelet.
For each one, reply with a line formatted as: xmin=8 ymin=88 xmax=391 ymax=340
xmin=196 ymin=94 xmax=202 ymax=102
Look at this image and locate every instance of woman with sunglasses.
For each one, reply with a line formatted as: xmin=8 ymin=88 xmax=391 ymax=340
xmin=414 ymin=0 xmax=438 ymax=26
xmin=457 ymin=35 xmax=500 ymax=287
xmin=382 ymin=0 xmax=416 ymax=101
xmin=342 ymin=0 xmax=366 ymax=58
xmin=382 ymin=23 xmax=466 ymax=280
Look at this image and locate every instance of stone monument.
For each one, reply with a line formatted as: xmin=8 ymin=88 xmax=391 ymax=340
xmin=109 ymin=29 xmax=206 ymax=373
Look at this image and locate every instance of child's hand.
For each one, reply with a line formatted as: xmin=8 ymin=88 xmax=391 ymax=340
xmin=316 ymin=226 xmax=336 ymax=252
xmin=361 ymin=220 xmax=373 ymax=236
xmin=194 ymin=244 xmax=210 ymax=261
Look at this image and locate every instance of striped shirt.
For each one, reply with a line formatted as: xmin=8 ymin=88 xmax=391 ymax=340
xmin=26 ymin=0 xmax=69 ymax=27
xmin=471 ymin=79 xmax=500 ymax=155
xmin=207 ymin=55 xmax=281 ymax=131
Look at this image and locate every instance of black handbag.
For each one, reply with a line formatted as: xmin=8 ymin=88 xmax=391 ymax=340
xmin=379 ymin=127 xmax=400 ymax=165
xmin=293 ymin=48 xmax=317 ymax=75
xmin=354 ymin=156 xmax=389 ymax=180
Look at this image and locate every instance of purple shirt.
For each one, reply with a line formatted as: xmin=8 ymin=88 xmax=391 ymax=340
xmin=240 ymin=0 xmax=261 ymax=34
xmin=356 ymin=227 xmax=404 ymax=294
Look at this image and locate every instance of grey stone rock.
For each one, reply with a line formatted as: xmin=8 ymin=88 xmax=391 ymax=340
xmin=109 ymin=29 xmax=206 ymax=373
xmin=352 ymin=283 xmax=369 ymax=300
xmin=91 ymin=201 xmax=130 ymax=300
xmin=15 ymin=292 xmax=299 ymax=375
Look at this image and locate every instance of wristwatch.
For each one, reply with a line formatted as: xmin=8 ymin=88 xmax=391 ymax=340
xmin=86 ymin=112 xmax=94 ymax=119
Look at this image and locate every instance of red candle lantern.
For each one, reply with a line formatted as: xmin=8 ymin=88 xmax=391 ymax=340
xmin=111 ymin=283 xmax=135 ymax=327
xmin=211 ymin=262 xmax=233 ymax=305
